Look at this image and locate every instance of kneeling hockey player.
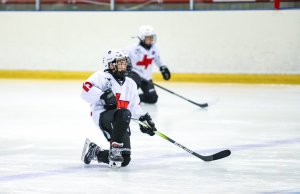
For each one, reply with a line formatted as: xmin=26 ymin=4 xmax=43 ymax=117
xmin=80 ymin=49 xmax=157 ymax=168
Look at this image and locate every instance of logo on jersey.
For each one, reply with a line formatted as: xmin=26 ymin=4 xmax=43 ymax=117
xmin=137 ymin=55 xmax=154 ymax=69
xmin=116 ymin=93 xmax=129 ymax=109
xmin=82 ymin=82 xmax=93 ymax=92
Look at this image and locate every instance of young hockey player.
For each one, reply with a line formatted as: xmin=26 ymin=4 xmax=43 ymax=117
xmin=126 ymin=25 xmax=171 ymax=104
xmin=80 ymin=49 xmax=157 ymax=168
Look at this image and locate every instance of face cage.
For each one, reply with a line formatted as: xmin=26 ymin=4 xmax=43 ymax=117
xmin=143 ymin=34 xmax=157 ymax=45
xmin=110 ymin=57 xmax=128 ymax=72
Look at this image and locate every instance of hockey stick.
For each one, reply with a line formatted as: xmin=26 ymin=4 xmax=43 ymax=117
xmin=153 ymin=83 xmax=208 ymax=108
xmin=132 ymin=119 xmax=231 ymax=162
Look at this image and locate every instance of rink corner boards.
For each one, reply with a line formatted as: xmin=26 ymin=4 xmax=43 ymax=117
xmin=0 ymin=70 xmax=300 ymax=84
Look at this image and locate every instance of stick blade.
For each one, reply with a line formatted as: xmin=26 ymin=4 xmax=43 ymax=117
xmin=198 ymin=103 xmax=208 ymax=108
xmin=212 ymin=149 xmax=231 ymax=161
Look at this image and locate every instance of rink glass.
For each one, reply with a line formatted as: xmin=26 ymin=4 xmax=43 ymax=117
xmin=1 ymin=0 xmax=299 ymax=11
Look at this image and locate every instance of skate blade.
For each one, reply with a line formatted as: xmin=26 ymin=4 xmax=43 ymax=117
xmin=109 ymin=161 xmax=122 ymax=168
xmin=81 ymin=138 xmax=91 ymax=162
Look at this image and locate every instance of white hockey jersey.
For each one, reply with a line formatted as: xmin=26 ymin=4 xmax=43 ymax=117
xmin=125 ymin=44 xmax=164 ymax=81
xmin=81 ymin=71 xmax=144 ymax=127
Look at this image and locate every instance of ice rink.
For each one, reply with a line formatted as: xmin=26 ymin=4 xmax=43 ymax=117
xmin=0 ymin=79 xmax=300 ymax=194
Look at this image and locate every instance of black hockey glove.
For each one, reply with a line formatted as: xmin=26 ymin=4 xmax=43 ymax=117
xmin=100 ymin=88 xmax=117 ymax=110
xmin=139 ymin=113 xmax=157 ymax=136
xmin=160 ymin=66 xmax=171 ymax=80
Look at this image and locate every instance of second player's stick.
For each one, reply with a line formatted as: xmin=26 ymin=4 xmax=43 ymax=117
xmin=153 ymin=83 xmax=208 ymax=108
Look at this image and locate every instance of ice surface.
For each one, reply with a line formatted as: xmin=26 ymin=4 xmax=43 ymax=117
xmin=0 ymin=79 xmax=300 ymax=194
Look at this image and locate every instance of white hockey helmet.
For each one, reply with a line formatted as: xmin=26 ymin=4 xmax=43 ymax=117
xmin=102 ymin=49 xmax=115 ymax=71
xmin=103 ymin=49 xmax=130 ymax=72
xmin=114 ymin=50 xmax=128 ymax=62
xmin=137 ymin=25 xmax=157 ymax=43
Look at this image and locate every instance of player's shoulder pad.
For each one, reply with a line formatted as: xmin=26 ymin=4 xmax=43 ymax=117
xmin=89 ymin=71 xmax=109 ymax=82
xmin=152 ymin=44 xmax=160 ymax=51
xmin=90 ymin=70 xmax=103 ymax=76
xmin=95 ymin=71 xmax=111 ymax=77
xmin=125 ymin=77 xmax=138 ymax=88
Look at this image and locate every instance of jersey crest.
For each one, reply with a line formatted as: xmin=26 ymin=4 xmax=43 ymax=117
xmin=137 ymin=55 xmax=154 ymax=69
xmin=116 ymin=93 xmax=129 ymax=109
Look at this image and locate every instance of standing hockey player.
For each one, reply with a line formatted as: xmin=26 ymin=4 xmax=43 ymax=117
xmin=126 ymin=25 xmax=171 ymax=104
xmin=80 ymin=49 xmax=157 ymax=168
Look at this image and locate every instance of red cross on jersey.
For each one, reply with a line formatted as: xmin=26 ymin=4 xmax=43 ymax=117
xmin=115 ymin=93 xmax=129 ymax=109
xmin=137 ymin=55 xmax=154 ymax=69
xmin=125 ymin=44 xmax=165 ymax=81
